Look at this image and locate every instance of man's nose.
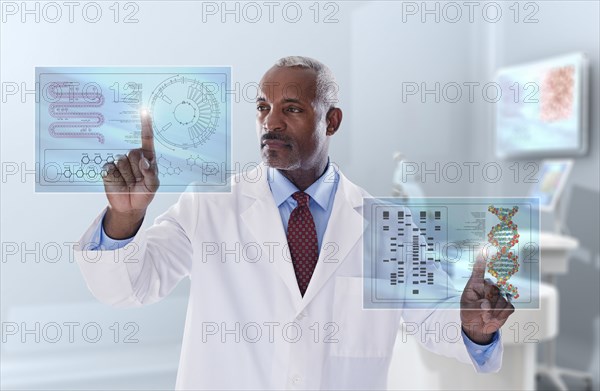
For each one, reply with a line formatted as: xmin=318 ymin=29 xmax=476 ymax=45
xmin=262 ymin=109 xmax=285 ymax=132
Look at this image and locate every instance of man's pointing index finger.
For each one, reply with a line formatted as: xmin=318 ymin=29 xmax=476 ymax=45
xmin=141 ymin=109 xmax=155 ymax=162
xmin=469 ymin=255 xmax=487 ymax=283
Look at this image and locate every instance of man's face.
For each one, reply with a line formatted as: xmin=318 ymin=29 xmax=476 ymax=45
xmin=256 ymin=66 xmax=329 ymax=171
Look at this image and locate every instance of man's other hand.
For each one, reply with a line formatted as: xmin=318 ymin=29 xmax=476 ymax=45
xmin=460 ymin=255 xmax=515 ymax=344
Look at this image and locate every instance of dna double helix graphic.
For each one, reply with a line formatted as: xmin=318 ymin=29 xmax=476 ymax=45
xmin=487 ymin=205 xmax=520 ymax=299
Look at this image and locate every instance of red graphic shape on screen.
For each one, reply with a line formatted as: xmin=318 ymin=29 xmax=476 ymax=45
xmin=47 ymin=82 xmax=105 ymax=143
xmin=540 ymin=65 xmax=574 ymax=123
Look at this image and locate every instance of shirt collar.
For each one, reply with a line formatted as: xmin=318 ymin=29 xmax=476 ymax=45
xmin=267 ymin=159 xmax=338 ymax=211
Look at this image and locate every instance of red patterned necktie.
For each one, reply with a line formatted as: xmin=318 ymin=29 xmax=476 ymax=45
xmin=287 ymin=191 xmax=319 ymax=297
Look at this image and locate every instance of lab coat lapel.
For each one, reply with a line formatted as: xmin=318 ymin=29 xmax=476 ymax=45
xmin=296 ymin=172 xmax=365 ymax=316
xmin=240 ymin=165 xmax=304 ymax=309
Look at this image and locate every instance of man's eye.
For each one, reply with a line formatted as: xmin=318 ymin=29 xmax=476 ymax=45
xmin=286 ymin=107 xmax=301 ymax=113
xmin=257 ymin=105 xmax=269 ymax=111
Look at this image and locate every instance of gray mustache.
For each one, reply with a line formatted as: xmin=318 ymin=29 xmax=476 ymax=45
xmin=261 ymin=134 xmax=293 ymax=144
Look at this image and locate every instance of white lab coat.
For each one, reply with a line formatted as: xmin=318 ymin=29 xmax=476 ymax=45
xmin=74 ymin=164 xmax=502 ymax=390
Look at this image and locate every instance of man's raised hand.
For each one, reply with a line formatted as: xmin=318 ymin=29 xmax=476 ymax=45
xmin=101 ymin=110 xmax=160 ymax=239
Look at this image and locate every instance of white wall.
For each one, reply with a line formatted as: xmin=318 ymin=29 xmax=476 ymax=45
xmin=347 ymin=1 xmax=477 ymax=197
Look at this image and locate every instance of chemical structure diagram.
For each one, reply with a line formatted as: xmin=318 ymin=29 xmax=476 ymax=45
xmin=186 ymin=154 xmax=204 ymax=170
xmin=156 ymin=155 xmax=183 ymax=177
xmin=186 ymin=154 xmax=220 ymax=177
xmin=59 ymin=152 xmax=119 ymax=182
xmin=57 ymin=152 xmax=217 ymax=183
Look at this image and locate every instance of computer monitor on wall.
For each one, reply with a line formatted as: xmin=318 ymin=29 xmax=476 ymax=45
xmin=529 ymin=159 xmax=573 ymax=212
xmin=529 ymin=160 xmax=573 ymax=233
xmin=495 ymin=53 xmax=589 ymax=158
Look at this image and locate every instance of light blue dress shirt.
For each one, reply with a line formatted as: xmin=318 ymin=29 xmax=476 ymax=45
xmin=92 ymin=159 xmax=499 ymax=365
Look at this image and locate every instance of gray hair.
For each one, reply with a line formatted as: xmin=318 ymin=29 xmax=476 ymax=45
xmin=274 ymin=56 xmax=338 ymax=112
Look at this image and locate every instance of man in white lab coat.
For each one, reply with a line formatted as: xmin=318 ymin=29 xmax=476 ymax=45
xmin=75 ymin=56 xmax=514 ymax=390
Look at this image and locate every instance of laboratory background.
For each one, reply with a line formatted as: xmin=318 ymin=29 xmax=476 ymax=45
xmin=1 ymin=1 xmax=599 ymax=390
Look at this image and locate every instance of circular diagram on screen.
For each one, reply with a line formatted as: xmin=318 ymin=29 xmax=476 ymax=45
xmin=149 ymin=75 xmax=220 ymax=150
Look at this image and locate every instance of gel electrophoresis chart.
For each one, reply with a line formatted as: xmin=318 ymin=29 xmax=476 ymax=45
xmin=363 ymin=197 xmax=540 ymax=309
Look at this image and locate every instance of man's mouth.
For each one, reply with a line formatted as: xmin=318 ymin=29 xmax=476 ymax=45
xmin=262 ymin=139 xmax=291 ymax=148
xmin=261 ymin=135 xmax=292 ymax=148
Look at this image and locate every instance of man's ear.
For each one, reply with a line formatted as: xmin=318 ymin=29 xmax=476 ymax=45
xmin=325 ymin=107 xmax=343 ymax=136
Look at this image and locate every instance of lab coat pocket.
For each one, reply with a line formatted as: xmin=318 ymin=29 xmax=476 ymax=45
xmin=330 ymin=276 xmax=400 ymax=358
